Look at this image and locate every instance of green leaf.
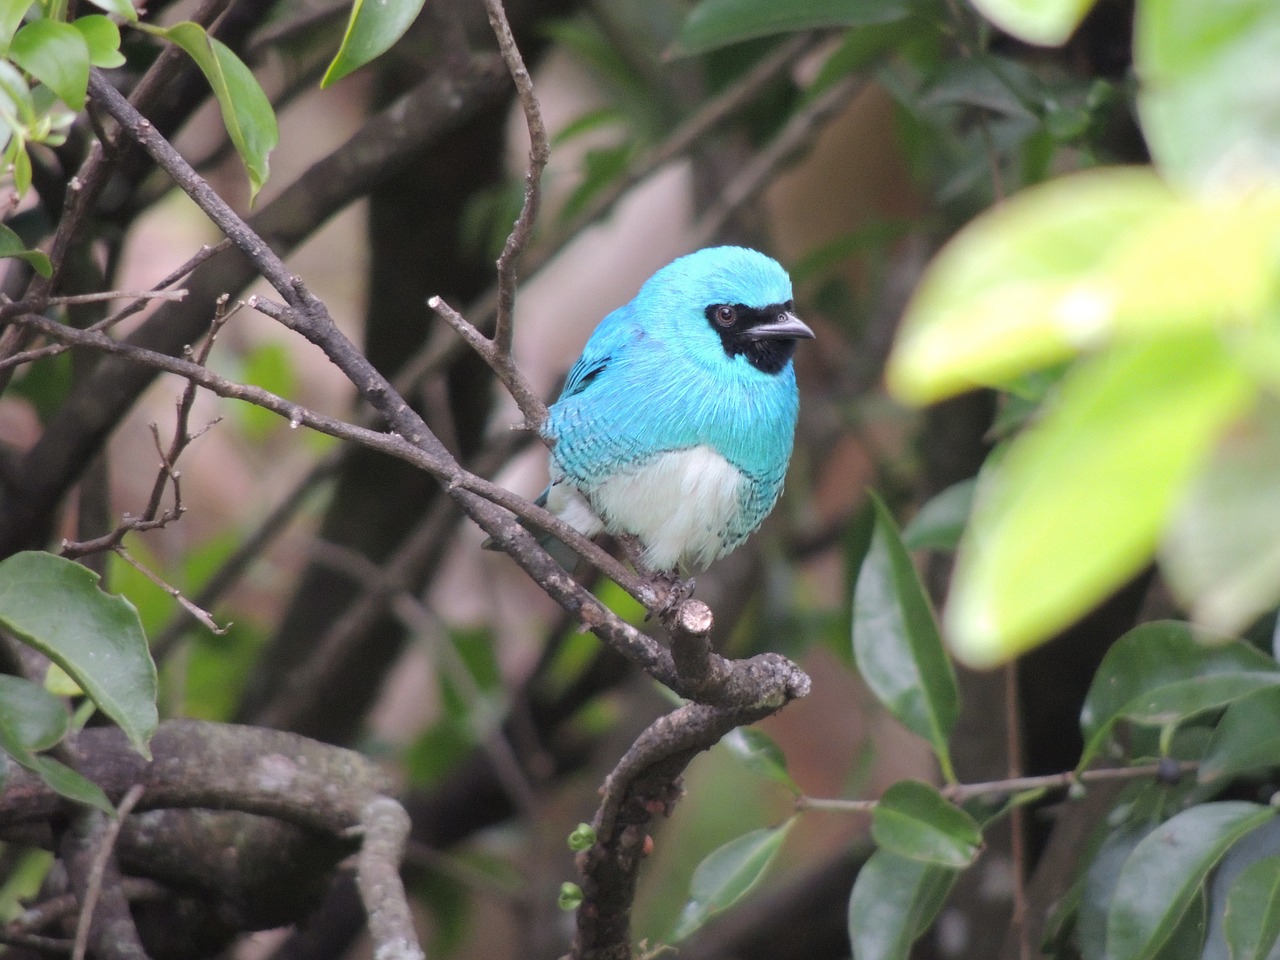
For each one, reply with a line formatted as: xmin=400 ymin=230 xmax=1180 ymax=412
xmin=1135 ymin=0 xmax=1280 ymax=188
xmin=0 ymin=0 xmax=30 ymax=56
xmin=3 ymin=136 xmax=30 ymax=196
xmin=1200 ymin=688 xmax=1280 ymax=783
xmin=73 ymin=16 xmax=126 ymax=69
xmin=0 ymin=57 xmax=35 ymax=128
xmin=8 ymin=20 xmax=90 ymax=111
xmin=671 ymin=820 xmax=793 ymax=941
xmin=1224 ymin=854 xmax=1280 ymax=960
xmin=157 ymin=22 xmax=278 ymax=201
xmin=847 ymin=848 xmax=958 ymax=960
xmin=0 ymin=221 xmax=49 ymax=276
xmin=901 ymin=478 xmax=975 ymax=551
xmin=84 ymin=0 xmax=138 ymax=22
xmin=722 ymin=727 xmax=799 ymax=793
xmin=852 ymin=494 xmax=959 ymax=781
xmin=673 ymin=0 xmax=911 ymax=56
xmin=1161 ymin=403 xmax=1280 ymax=635
xmin=1106 ymin=802 xmax=1275 ymax=960
xmin=946 ymin=332 xmax=1253 ymax=666
xmin=1078 ymin=621 xmax=1279 ymax=772
xmin=870 ymin=780 xmax=983 ymax=867
xmin=0 ymin=552 xmax=157 ymax=757
xmin=1078 ymin=820 xmax=1157 ymax=960
xmin=0 ymin=674 xmax=69 ymax=757
xmin=27 ymin=754 xmax=113 ymax=813
xmin=0 ymin=675 xmax=112 ymax=813
xmin=967 ymin=0 xmax=1097 ymax=46
xmin=321 ymin=0 xmax=426 ymax=88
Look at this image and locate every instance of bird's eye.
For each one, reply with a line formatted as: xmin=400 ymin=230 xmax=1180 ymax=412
xmin=714 ymin=305 xmax=736 ymax=326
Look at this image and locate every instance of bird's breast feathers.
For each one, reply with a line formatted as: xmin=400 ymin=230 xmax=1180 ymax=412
xmin=549 ymin=445 xmax=766 ymax=571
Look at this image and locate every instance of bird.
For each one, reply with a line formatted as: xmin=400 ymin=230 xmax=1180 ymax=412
xmin=535 ymin=245 xmax=813 ymax=578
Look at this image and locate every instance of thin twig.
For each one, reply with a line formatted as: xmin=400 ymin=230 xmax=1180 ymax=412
xmin=60 ymin=298 xmax=235 ymax=562
xmin=427 ymin=293 xmax=549 ymax=435
xmin=1006 ymin=662 xmax=1030 ymax=960
xmin=794 ymin=761 xmax=1200 ymax=813
xmin=72 ymin=784 xmax=145 ymax=960
xmin=483 ymin=0 xmax=548 ymax=358
xmin=113 ymin=545 xmax=228 ymax=635
xmin=46 ymin=290 xmax=188 ymax=307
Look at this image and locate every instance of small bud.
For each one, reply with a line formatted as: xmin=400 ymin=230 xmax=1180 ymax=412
xmin=567 ymin=823 xmax=596 ymax=851
xmin=558 ymin=882 xmax=583 ymax=911
xmin=568 ymin=824 xmax=596 ymax=855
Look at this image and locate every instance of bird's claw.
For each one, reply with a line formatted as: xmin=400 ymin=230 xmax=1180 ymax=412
xmin=647 ymin=572 xmax=695 ymax=621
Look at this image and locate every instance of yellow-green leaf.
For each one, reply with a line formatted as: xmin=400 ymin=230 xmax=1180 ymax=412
xmin=967 ymin=0 xmax=1097 ymax=47
xmin=946 ymin=333 xmax=1253 ymax=665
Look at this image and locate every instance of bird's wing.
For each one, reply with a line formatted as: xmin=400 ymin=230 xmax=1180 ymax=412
xmin=557 ymin=303 xmax=639 ymax=400
xmin=547 ymin=304 xmax=691 ymax=485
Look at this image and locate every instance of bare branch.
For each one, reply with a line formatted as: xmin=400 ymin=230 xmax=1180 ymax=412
xmin=354 ymin=797 xmax=424 ymax=960
xmin=483 ymin=0 xmax=548 ymax=358
xmin=574 ymin=650 xmax=810 ymax=960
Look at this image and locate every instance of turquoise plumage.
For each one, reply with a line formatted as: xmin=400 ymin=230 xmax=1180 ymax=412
xmin=540 ymin=246 xmax=813 ymax=573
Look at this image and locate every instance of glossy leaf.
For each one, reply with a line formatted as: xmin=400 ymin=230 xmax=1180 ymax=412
xmin=1200 ymin=688 xmax=1280 ymax=783
xmin=1223 ymin=854 xmax=1280 ymax=960
xmin=853 ymin=494 xmax=958 ymax=781
xmin=847 ymin=848 xmax=958 ymax=960
xmin=0 ymin=222 xmax=50 ymax=276
xmin=967 ymin=0 xmax=1097 ymax=46
xmin=8 ymin=20 xmax=90 ymax=111
xmin=0 ymin=551 xmax=156 ymax=757
xmin=674 ymin=0 xmax=910 ymax=56
xmin=901 ymin=478 xmax=975 ymax=551
xmin=73 ymin=16 xmax=126 ymax=69
xmin=1162 ymin=404 xmax=1280 ymax=634
xmin=85 ymin=0 xmax=138 ymax=21
xmin=159 ymin=22 xmax=278 ymax=200
xmin=1078 ymin=821 xmax=1156 ymax=960
xmin=870 ymin=780 xmax=982 ymax=867
xmin=321 ymin=0 xmax=427 ymax=88
xmin=1078 ymin=621 xmax=1279 ymax=771
xmin=722 ymin=727 xmax=799 ymax=793
xmin=946 ymin=333 xmax=1253 ymax=666
xmin=1135 ymin=0 xmax=1280 ymax=188
xmin=1106 ymin=802 xmax=1275 ymax=960
xmin=671 ymin=820 xmax=793 ymax=941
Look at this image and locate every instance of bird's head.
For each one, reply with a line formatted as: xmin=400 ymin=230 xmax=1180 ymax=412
xmin=637 ymin=246 xmax=814 ymax=375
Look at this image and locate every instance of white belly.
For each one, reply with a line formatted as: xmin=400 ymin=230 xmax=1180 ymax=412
xmin=548 ymin=446 xmax=744 ymax=572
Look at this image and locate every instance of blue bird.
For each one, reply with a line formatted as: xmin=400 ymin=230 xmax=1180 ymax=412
xmin=538 ymin=246 xmax=813 ymax=575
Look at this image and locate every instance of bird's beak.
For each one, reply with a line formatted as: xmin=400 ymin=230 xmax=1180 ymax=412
xmin=744 ymin=311 xmax=815 ymax=341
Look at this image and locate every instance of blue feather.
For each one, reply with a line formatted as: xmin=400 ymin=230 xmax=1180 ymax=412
xmin=539 ymin=246 xmax=812 ymax=572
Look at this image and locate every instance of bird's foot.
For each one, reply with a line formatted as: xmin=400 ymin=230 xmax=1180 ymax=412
xmin=648 ymin=570 xmax=695 ymax=622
